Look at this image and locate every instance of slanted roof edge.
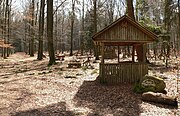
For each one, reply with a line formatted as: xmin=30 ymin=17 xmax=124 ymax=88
xmin=92 ymin=15 xmax=158 ymax=41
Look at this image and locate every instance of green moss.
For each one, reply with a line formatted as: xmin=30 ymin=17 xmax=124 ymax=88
xmin=143 ymin=87 xmax=156 ymax=93
xmin=91 ymin=69 xmax=98 ymax=75
xmin=81 ymin=66 xmax=87 ymax=71
xmin=133 ymin=84 xmax=144 ymax=94
xmin=133 ymin=83 xmax=156 ymax=94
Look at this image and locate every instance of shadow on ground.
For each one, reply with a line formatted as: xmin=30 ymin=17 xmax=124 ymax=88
xmin=148 ymin=62 xmax=178 ymax=73
xmin=12 ymin=102 xmax=75 ymax=116
xmin=74 ymin=80 xmax=142 ymax=116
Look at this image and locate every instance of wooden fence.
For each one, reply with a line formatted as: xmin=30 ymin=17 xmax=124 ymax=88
xmin=99 ymin=62 xmax=148 ymax=84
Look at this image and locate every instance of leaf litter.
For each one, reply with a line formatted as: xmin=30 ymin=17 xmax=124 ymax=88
xmin=0 ymin=52 xmax=179 ymax=116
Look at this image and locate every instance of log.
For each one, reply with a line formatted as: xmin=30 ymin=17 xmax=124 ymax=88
xmin=142 ymin=92 xmax=177 ymax=106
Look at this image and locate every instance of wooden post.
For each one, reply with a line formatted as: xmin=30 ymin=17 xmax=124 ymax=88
xmin=101 ymin=43 xmax=104 ymax=64
xmin=143 ymin=44 xmax=147 ymax=63
xmin=132 ymin=45 xmax=135 ymax=62
xmin=100 ymin=42 xmax=105 ymax=83
xmin=118 ymin=46 xmax=120 ymax=63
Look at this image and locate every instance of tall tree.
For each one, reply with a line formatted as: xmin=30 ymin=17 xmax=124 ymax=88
xmin=127 ymin=0 xmax=145 ymax=62
xmin=164 ymin=0 xmax=172 ymax=32
xmin=37 ymin=0 xmax=45 ymax=60
xmin=106 ymin=0 xmax=115 ymax=24
xmin=80 ymin=0 xmax=85 ymax=55
xmin=70 ymin=0 xmax=76 ymax=56
xmin=54 ymin=1 xmax=58 ymax=54
xmin=7 ymin=0 xmax=12 ymax=57
xmin=3 ymin=0 xmax=9 ymax=58
xmin=127 ymin=0 xmax=135 ymax=20
xmin=47 ymin=0 xmax=56 ymax=65
xmin=178 ymin=0 xmax=180 ymax=51
xmin=61 ymin=4 xmax=65 ymax=53
xmin=93 ymin=0 xmax=99 ymax=60
xmin=29 ymin=0 xmax=35 ymax=57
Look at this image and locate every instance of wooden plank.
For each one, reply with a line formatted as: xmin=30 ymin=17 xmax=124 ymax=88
xmin=101 ymin=43 xmax=104 ymax=64
xmin=100 ymin=63 xmax=148 ymax=84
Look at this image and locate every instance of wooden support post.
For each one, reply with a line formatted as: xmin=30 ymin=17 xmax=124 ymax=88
xmin=100 ymin=43 xmax=105 ymax=83
xmin=118 ymin=46 xmax=120 ymax=63
xmin=132 ymin=45 xmax=135 ymax=62
xmin=101 ymin=43 xmax=104 ymax=64
xmin=143 ymin=44 xmax=147 ymax=63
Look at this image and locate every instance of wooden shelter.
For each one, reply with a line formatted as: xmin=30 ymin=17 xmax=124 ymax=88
xmin=92 ymin=15 xmax=158 ymax=84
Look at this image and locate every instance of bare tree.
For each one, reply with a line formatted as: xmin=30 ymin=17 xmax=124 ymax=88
xmin=164 ymin=0 xmax=172 ymax=32
xmin=6 ymin=0 xmax=12 ymax=57
xmin=3 ymin=0 xmax=9 ymax=58
xmin=93 ymin=0 xmax=99 ymax=60
xmin=127 ymin=0 xmax=145 ymax=62
xmin=37 ymin=0 xmax=45 ymax=60
xmin=80 ymin=0 xmax=85 ymax=55
xmin=29 ymin=0 xmax=35 ymax=57
xmin=70 ymin=0 xmax=76 ymax=56
xmin=127 ymin=0 xmax=135 ymax=20
xmin=105 ymin=0 xmax=116 ymax=24
xmin=178 ymin=0 xmax=180 ymax=51
xmin=47 ymin=0 xmax=56 ymax=65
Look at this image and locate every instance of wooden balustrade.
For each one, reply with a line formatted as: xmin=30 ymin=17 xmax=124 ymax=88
xmin=99 ymin=62 xmax=148 ymax=84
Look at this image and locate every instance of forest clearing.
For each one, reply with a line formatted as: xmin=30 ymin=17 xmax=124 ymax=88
xmin=0 ymin=52 xmax=179 ymax=116
xmin=0 ymin=0 xmax=180 ymax=115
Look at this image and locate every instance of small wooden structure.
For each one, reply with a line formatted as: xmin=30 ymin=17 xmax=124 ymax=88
xmin=55 ymin=54 xmax=65 ymax=61
xmin=92 ymin=15 xmax=158 ymax=84
xmin=68 ymin=62 xmax=81 ymax=68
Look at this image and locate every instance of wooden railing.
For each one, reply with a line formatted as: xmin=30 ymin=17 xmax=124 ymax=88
xmin=99 ymin=62 xmax=148 ymax=84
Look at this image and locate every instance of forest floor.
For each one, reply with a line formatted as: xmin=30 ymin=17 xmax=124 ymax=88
xmin=0 ymin=52 xmax=179 ymax=116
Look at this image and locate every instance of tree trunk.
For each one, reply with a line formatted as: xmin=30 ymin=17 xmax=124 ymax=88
xmin=7 ymin=0 xmax=12 ymax=57
xmin=70 ymin=0 xmax=75 ymax=56
xmin=106 ymin=0 xmax=115 ymax=24
xmin=29 ymin=0 xmax=35 ymax=57
xmin=1 ymin=1 xmax=5 ymax=57
xmin=37 ymin=0 xmax=45 ymax=60
xmin=93 ymin=0 xmax=99 ymax=60
xmin=164 ymin=0 xmax=172 ymax=32
xmin=80 ymin=0 xmax=85 ymax=56
xmin=127 ymin=0 xmax=145 ymax=62
xmin=127 ymin=0 xmax=135 ymax=20
xmin=47 ymin=0 xmax=56 ymax=65
xmin=142 ymin=92 xmax=177 ymax=106
xmin=178 ymin=0 xmax=180 ymax=51
xmin=61 ymin=5 xmax=65 ymax=53
xmin=24 ymin=24 xmax=28 ymax=54
xmin=3 ymin=0 xmax=9 ymax=59
xmin=55 ymin=5 xmax=58 ymax=54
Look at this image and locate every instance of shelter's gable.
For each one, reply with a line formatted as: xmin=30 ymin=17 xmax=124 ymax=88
xmin=93 ymin=15 xmax=157 ymax=43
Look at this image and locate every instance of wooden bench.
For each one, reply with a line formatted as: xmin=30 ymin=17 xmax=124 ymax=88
xmin=68 ymin=62 xmax=81 ymax=68
xmin=56 ymin=54 xmax=65 ymax=61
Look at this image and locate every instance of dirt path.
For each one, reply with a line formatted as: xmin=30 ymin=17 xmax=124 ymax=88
xmin=0 ymin=53 xmax=179 ymax=116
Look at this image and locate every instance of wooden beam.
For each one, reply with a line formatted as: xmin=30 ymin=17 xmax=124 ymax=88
xmin=143 ymin=44 xmax=147 ymax=62
xmin=101 ymin=43 xmax=104 ymax=64
xmin=118 ymin=46 xmax=120 ymax=63
xmin=132 ymin=45 xmax=135 ymax=62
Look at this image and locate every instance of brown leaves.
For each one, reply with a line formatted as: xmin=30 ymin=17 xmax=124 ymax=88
xmin=0 ymin=53 xmax=178 ymax=115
